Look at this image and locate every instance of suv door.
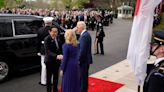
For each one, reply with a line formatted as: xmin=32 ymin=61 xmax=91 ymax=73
xmin=0 ymin=18 xmax=44 ymax=82
xmin=0 ymin=19 xmax=14 ymax=82
xmin=11 ymin=19 xmax=43 ymax=70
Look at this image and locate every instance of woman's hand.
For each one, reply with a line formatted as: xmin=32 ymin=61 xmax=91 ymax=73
xmin=60 ymin=70 xmax=63 ymax=77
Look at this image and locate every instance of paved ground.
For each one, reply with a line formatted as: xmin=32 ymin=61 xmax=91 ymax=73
xmin=0 ymin=19 xmax=133 ymax=92
xmin=91 ymin=56 xmax=156 ymax=92
xmin=91 ymin=59 xmax=138 ymax=92
xmin=89 ymin=19 xmax=132 ymax=74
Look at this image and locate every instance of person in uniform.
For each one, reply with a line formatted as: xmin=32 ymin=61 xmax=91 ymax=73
xmin=89 ymin=14 xmax=96 ymax=31
xmin=37 ymin=17 xmax=54 ymax=86
xmin=94 ymin=15 xmax=105 ymax=55
xmin=44 ymin=26 xmax=63 ymax=92
xmin=64 ymin=15 xmax=73 ymax=29
xmin=143 ymin=30 xmax=164 ymax=92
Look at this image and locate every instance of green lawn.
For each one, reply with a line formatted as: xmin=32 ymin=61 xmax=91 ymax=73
xmin=154 ymin=13 xmax=164 ymax=31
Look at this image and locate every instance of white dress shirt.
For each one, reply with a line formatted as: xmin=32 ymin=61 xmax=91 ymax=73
xmin=81 ymin=29 xmax=86 ymax=36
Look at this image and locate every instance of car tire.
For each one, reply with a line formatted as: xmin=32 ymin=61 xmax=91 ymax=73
xmin=0 ymin=60 xmax=10 ymax=83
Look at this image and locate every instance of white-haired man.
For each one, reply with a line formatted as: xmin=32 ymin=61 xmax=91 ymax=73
xmin=76 ymin=21 xmax=93 ymax=92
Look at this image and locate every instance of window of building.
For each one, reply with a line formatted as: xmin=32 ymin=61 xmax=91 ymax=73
xmin=123 ymin=9 xmax=126 ymax=14
xmin=119 ymin=10 xmax=121 ymax=14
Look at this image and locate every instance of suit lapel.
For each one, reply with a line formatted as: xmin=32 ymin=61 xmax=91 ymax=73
xmin=79 ymin=31 xmax=87 ymax=41
xmin=50 ymin=36 xmax=59 ymax=50
xmin=56 ymin=37 xmax=60 ymax=50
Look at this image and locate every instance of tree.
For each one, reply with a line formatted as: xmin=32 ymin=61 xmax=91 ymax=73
xmin=14 ymin=0 xmax=24 ymax=7
xmin=60 ymin=0 xmax=73 ymax=9
xmin=75 ymin=0 xmax=90 ymax=9
xmin=1 ymin=0 xmax=15 ymax=8
xmin=15 ymin=0 xmax=24 ymax=4
xmin=0 ymin=0 xmax=5 ymax=8
xmin=60 ymin=0 xmax=90 ymax=9
xmin=33 ymin=0 xmax=50 ymax=9
xmin=0 ymin=0 xmax=25 ymax=8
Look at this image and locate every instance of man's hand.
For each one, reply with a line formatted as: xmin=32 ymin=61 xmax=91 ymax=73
xmin=60 ymin=70 xmax=63 ymax=77
xmin=73 ymin=27 xmax=77 ymax=32
xmin=57 ymin=55 xmax=63 ymax=60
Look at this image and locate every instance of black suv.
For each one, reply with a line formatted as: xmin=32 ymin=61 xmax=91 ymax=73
xmin=0 ymin=14 xmax=44 ymax=82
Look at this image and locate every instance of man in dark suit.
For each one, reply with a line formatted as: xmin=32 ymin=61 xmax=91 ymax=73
xmin=76 ymin=21 xmax=93 ymax=92
xmin=44 ymin=26 xmax=63 ymax=92
xmin=76 ymin=13 xmax=85 ymax=21
xmin=89 ymin=15 xmax=96 ymax=31
xmin=37 ymin=17 xmax=54 ymax=85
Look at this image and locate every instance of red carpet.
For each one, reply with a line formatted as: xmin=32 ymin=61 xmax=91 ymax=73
xmin=58 ymin=77 xmax=124 ymax=92
xmin=88 ymin=77 xmax=124 ymax=92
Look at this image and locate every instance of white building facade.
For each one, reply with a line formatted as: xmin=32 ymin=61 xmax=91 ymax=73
xmin=117 ymin=5 xmax=134 ymax=18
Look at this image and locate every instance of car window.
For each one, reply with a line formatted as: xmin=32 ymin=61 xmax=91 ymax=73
xmin=0 ymin=21 xmax=13 ymax=37
xmin=14 ymin=20 xmax=43 ymax=35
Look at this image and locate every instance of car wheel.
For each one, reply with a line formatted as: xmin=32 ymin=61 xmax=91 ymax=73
xmin=0 ymin=61 xmax=10 ymax=82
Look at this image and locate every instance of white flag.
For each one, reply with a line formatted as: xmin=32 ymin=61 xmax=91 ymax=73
xmin=127 ymin=0 xmax=162 ymax=85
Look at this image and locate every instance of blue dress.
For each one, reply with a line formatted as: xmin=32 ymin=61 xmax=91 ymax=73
xmin=60 ymin=44 xmax=80 ymax=92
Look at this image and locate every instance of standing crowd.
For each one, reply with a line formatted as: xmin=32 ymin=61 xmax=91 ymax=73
xmin=1 ymin=8 xmax=164 ymax=92
xmin=0 ymin=8 xmax=112 ymax=92
xmin=0 ymin=8 xmax=113 ymax=29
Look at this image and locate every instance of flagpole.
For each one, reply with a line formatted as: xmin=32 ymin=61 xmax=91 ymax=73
xmin=138 ymin=85 xmax=140 ymax=92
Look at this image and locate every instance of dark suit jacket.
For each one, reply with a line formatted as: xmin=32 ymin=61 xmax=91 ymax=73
xmin=76 ymin=15 xmax=84 ymax=21
xmin=97 ymin=29 xmax=105 ymax=42
xmin=79 ymin=31 xmax=93 ymax=65
xmin=44 ymin=35 xmax=62 ymax=64
xmin=143 ymin=60 xmax=164 ymax=92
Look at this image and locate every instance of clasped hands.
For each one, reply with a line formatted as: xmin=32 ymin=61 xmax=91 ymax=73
xmin=57 ymin=55 xmax=63 ymax=60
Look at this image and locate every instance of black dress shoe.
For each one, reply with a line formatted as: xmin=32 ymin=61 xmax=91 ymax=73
xmin=101 ymin=53 xmax=104 ymax=55
xmin=38 ymin=82 xmax=46 ymax=86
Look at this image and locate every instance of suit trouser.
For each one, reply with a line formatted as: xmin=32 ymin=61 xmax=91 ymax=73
xmin=80 ymin=64 xmax=89 ymax=92
xmin=90 ymin=23 xmax=95 ymax=31
xmin=97 ymin=41 xmax=104 ymax=54
xmin=41 ymin=55 xmax=46 ymax=84
xmin=46 ymin=62 xmax=59 ymax=92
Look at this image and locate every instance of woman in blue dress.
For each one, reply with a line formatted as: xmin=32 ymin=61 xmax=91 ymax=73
xmin=60 ymin=29 xmax=80 ymax=92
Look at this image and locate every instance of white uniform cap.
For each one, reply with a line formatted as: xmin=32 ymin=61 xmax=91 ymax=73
xmin=43 ymin=17 xmax=54 ymax=24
